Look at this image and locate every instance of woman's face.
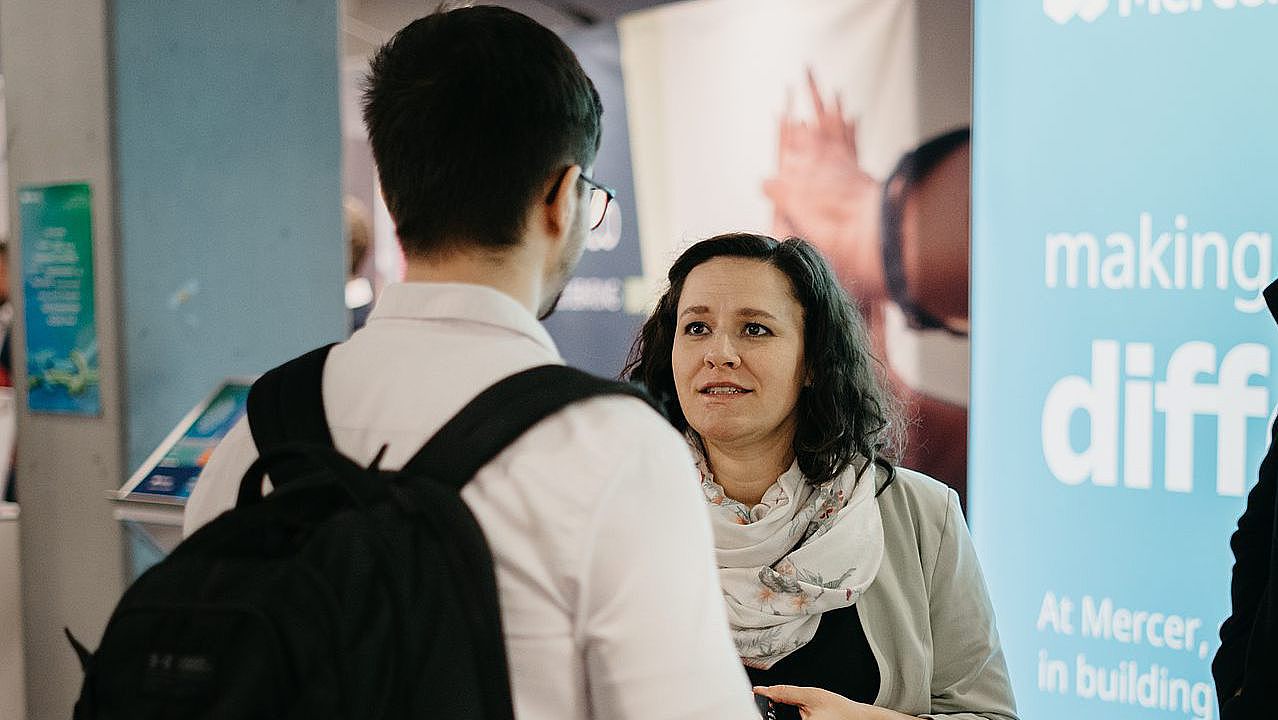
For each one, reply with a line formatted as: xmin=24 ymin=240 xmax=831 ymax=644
xmin=672 ymin=257 xmax=807 ymax=453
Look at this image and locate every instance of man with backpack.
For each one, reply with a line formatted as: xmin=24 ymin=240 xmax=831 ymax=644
xmin=176 ymin=6 xmax=758 ymax=720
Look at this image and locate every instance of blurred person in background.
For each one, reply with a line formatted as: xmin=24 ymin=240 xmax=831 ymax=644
xmin=344 ymin=195 xmax=374 ymax=332
xmin=0 ymin=239 xmax=11 ymax=504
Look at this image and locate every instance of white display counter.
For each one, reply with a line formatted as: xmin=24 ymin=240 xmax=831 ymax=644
xmin=113 ymin=502 xmax=184 ymax=584
xmin=114 ymin=378 xmax=251 ymax=584
xmin=0 ymin=502 xmax=25 ymax=720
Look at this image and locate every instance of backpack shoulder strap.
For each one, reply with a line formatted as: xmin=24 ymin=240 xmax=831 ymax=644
xmin=246 ymin=344 xmax=337 ymax=454
xmin=401 ymin=365 xmax=657 ymax=489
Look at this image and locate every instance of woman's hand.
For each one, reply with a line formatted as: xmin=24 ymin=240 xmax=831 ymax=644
xmin=761 ymin=68 xmax=885 ymax=301
xmin=753 ymin=685 xmax=914 ymax=720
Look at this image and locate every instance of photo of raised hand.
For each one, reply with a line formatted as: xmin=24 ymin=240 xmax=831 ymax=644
xmin=763 ymin=68 xmax=972 ymax=504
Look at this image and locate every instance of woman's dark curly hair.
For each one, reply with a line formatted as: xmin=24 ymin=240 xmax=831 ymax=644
xmin=623 ymin=233 xmax=902 ymax=490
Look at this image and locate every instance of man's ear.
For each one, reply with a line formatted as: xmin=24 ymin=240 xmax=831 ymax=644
xmin=542 ymin=165 xmax=582 ymax=240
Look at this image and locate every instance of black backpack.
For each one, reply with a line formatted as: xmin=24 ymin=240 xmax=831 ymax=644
xmin=70 ymin=345 xmax=653 ymax=719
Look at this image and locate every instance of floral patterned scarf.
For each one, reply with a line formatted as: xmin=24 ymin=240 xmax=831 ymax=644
xmin=699 ymin=455 xmax=885 ymax=669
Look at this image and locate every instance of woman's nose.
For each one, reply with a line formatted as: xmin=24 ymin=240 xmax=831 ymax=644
xmin=704 ymin=336 xmax=739 ymax=368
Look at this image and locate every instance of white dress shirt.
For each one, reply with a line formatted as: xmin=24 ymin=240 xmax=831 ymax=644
xmin=184 ymin=282 xmax=757 ymax=720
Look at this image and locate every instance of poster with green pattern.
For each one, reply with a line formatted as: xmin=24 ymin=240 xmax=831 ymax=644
xmin=19 ymin=182 xmax=100 ymax=415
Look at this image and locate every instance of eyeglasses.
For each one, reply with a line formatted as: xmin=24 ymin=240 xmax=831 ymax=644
xmin=578 ymin=173 xmax=616 ymax=231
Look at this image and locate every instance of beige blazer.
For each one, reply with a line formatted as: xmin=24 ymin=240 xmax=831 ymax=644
xmin=859 ymin=467 xmax=1018 ymax=720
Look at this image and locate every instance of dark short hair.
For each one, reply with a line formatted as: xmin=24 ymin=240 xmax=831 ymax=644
xmin=623 ymin=233 xmax=901 ymax=489
xmin=362 ymin=6 xmax=602 ymax=256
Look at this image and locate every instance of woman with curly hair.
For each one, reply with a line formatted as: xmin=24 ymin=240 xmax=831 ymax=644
xmin=624 ymin=233 xmax=1016 ymax=720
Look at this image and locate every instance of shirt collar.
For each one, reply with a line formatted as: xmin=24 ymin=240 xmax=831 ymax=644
xmin=367 ymin=282 xmax=562 ymax=358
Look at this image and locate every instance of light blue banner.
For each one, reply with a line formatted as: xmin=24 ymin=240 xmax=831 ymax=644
xmin=971 ymin=2 xmax=1278 ymax=719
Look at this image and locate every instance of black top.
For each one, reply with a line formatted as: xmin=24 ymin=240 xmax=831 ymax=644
xmin=1213 ymin=277 xmax=1278 ymax=719
xmin=746 ymin=604 xmax=880 ymax=720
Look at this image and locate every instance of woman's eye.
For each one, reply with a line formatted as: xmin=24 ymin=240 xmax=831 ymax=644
xmin=684 ymin=321 xmax=710 ymax=336
xmin=743 ymin=323 xmax=772 ymax=337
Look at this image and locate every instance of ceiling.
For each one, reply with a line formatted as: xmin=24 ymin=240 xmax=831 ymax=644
xmin=342 ymin=0 xmax=682 ymax=58
xmin=532 ymin=0 xmax=683 ymax=22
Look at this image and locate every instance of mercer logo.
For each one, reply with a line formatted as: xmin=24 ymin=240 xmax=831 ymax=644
xmin=1045 ymin=0 xmax=1278 ymax=23
xmin=1042 ymin=339 xmax=1269 ymax=496
xmin=1044 ymin=0 xmax=1109 ymax=23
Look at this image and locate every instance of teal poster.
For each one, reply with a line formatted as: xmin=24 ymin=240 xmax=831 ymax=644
xmin=19 ymin=183 xmax=100 ymax=415
xmin=971 ymin=3 xmax=1278 ymax=720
